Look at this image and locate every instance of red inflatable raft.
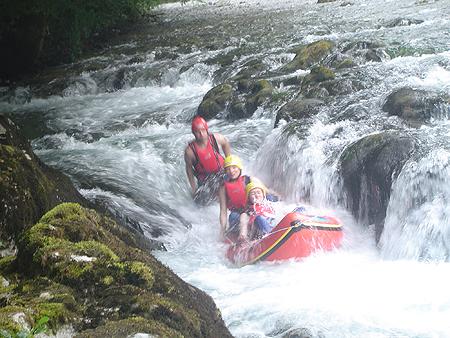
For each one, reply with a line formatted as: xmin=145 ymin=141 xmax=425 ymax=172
xmin=225 ymin=208 xmax=343 ymax=266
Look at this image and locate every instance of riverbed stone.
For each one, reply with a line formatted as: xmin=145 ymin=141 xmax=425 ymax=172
xmin=0 ymin=114 xmax=87 ymax=245
xmin=282 ymin=40 xmax=335 ymax=72
xmin=275 ymin=97 xmax=325 ymax=127
xmin=0 ymin=203 xmax=233 ymax=337
xmin=197 ymin=83 xmax=234 ymax=119
xmin=339 ymin=132 xmax=416 ymax=242
xmin=382 ymin=87 xmax=450 ymax=123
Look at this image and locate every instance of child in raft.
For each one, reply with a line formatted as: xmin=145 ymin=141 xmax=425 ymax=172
xmin=239 ymin=180 xmax=279 ymax=241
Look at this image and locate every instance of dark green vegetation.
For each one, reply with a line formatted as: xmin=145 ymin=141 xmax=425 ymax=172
xmin=0 ymin=0 xmax=165 ymax=80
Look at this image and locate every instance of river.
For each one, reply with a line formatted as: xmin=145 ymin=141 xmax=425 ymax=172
xmin=1 ymin=0 xmax=450 ymax=337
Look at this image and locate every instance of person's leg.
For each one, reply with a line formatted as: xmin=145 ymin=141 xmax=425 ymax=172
xmin=228 ymin=211 xmax=240 ymax=230
xmin=254 ymin=215 xmax=273 ymax=234
xmin=238 ymin=213 xmax=250 ymax=241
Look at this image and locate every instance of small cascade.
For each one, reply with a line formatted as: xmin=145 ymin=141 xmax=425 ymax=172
xmin=381 ymin=148 xmax=450 ymax=261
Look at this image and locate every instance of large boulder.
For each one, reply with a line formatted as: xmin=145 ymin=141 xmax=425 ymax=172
xmin=282 ymin=40 xmax=335 ymax=72
xmin=198 ymin=79 xmax=273 ymax=120
xmin=0 ymin=203 xmax=233 ymax=337
xmin=197 ymin=83 xmax=234 ymax=119
xmin=275 ymin=97 xmax=325 ymax=127
xmin=0 ymin=114 xmax=86 ymax=244
xmin=382 ymin=87 xmax=450 ymax=123
xmin=339 ymin=132 xmax=416 ymax=242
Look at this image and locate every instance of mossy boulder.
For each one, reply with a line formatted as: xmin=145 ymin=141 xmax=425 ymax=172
xmin=303 ymin=66 xmax=336 ymax=85
xmin=275 ymin=97 xmax=324 ymax=127
xmin=283 ymin=40 xmax=335 ymax=72
xmin=197 ymin=83 xmax=234 ymax=119
xmin=382 ymin=87 xmax=450 ymax=123
xmin=2 ymin=203 xmax=233 ymax=337
xmin=339 ymin=132 xmax=416 ymax=242
xmin=0 ymin=114 xmax=86 ymax=245
xmin=244 ymin=79 xmax=273 ymax=115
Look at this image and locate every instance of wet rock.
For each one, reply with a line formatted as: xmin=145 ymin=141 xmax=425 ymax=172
xmin=0 ymin=203 xmax=233 ymax=337
xmin=281 ymin=327 xmax=319 ymax=338
xmin=62 ymin=76 xmax=98 ymax=97
xmin=0 ymin=87 xmax=32 ymax=104
xmin=275 ymin=97 xmax=324 ymax=127
xmin=231 ymin=59 xmax=268 ymax=81
xmin=324 ymin=77 xmax=363 ymax=96
xmin=282 ymin=40 xmax=335 ymax=72
xmin=342 ymin=40 xmax=389 ymax=63
xmin=339 ymin=132 xmax=416 ymax=242
xmin=303 ymin=66 xmax=336 ymax=85
xmin=244 ymin=79 xmax=273 ymax=114
xmin=365 ymin=48 xmax=390 ymax=62
xmin=0 ymin=114 xmax=87 ymax=244
xmin=334 ymin=58 xmax=356 ymax=69
xmin=197 ymin=83 xmax=234 ymax=119
xmin=384 ymin=18 xmax=424 ymax=28
xmin=382 ymin=87 xmax=450 ymax=123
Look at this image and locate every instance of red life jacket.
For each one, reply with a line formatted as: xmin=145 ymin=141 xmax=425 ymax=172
xmin=247 ymin=200 xmax=276 ymax=226
xmin=224 ymin=175 xmax=250 ymax=212
xmin=248 ymin=200 xmax=276 ymax=219
xmin=189 ymin=133 xmax=224 ymax=182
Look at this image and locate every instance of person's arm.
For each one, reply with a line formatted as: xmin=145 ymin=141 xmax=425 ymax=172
xmin=218 ymin=185 xmax=228 ymax=237
xmin=184 ymin=147 xmax=197 ymax=195
xmin=214 ymin=133 xmax=231 ymax=157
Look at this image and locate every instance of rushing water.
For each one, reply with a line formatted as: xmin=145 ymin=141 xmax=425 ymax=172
xmin=2 ymin=0 xmax=450 ymax=336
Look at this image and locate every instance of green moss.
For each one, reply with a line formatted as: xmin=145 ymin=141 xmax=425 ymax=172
xmin=198 ymin=83 xmax=234 ymax=119
xmin=284 ymin=40 xmax=335 ymax=71
xmin=0 ymin=256 xmax=15 ymax=273
xmin=0 ymin=145 xmax=56 ymax=241
xmin=303 ymin=66 xmax=336 ymax=84
xmin=335 ymin=58 xmax=355 ymax=69
xmin=125 ymin=261 xmax=154 ymax=289
xmin=340 ymin=133 xmax=385 ymax=164
xmin=246 ymin=79 xmax=273 ymax=113
xmin=132 ymin=293 xmax=202 ymax=336
xmin=76 ymin=316 xmax=183 ymax=338
xmin=34 ymin=302 xmax=71 ymax=330
xmin=0 ymin=305 xmax=32 ymax=333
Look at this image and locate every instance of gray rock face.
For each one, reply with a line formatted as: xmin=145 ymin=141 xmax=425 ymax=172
xmin=339 ymin=132 xmax=416 ymax=242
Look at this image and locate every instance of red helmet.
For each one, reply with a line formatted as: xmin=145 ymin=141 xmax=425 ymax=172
xmin=191 ymin=116 xmax=208 ymax=133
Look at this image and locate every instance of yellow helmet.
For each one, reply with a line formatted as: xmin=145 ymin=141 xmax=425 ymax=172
xmin=223 ymin=155 xmax=243 ymax=170
xmin=245 ymin=179 xmax=267 ymax=197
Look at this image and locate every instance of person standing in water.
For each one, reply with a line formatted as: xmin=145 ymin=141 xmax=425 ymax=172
xmin=184 ymin=115 xmax=231 ymax=204
xmin=218 ymin=155 xmax=252 ymax=239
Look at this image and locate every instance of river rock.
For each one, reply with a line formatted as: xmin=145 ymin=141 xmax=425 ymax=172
xmin=339 ymin=132 xmax=416 ymax=242
xmin=282 ymin=40 xmax=335 ymax=72
xmin=275 ymin=97 xmax=324 ymax=127
xmin=0 ymin=203 xmax=232 ymax=337
xmin=197 ymin=83 xmax=234 ymax=119
xmin=0 ymin=114 xmax=87 ymax=244
xmin=382 ymin=87 xmax=450 ymax=123
xmin=384 ymin=18 xmax=424 ymax=28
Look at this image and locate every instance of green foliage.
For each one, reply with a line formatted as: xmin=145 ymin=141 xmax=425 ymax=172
xmin=0 ymin=0 xmax=161 ymax=68
xmin=0 ymin=315 xmax=49 ymax=338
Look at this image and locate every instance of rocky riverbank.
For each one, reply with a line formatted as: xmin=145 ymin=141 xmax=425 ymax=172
xmin=0 ymin=115 xmax=232 ymax=337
